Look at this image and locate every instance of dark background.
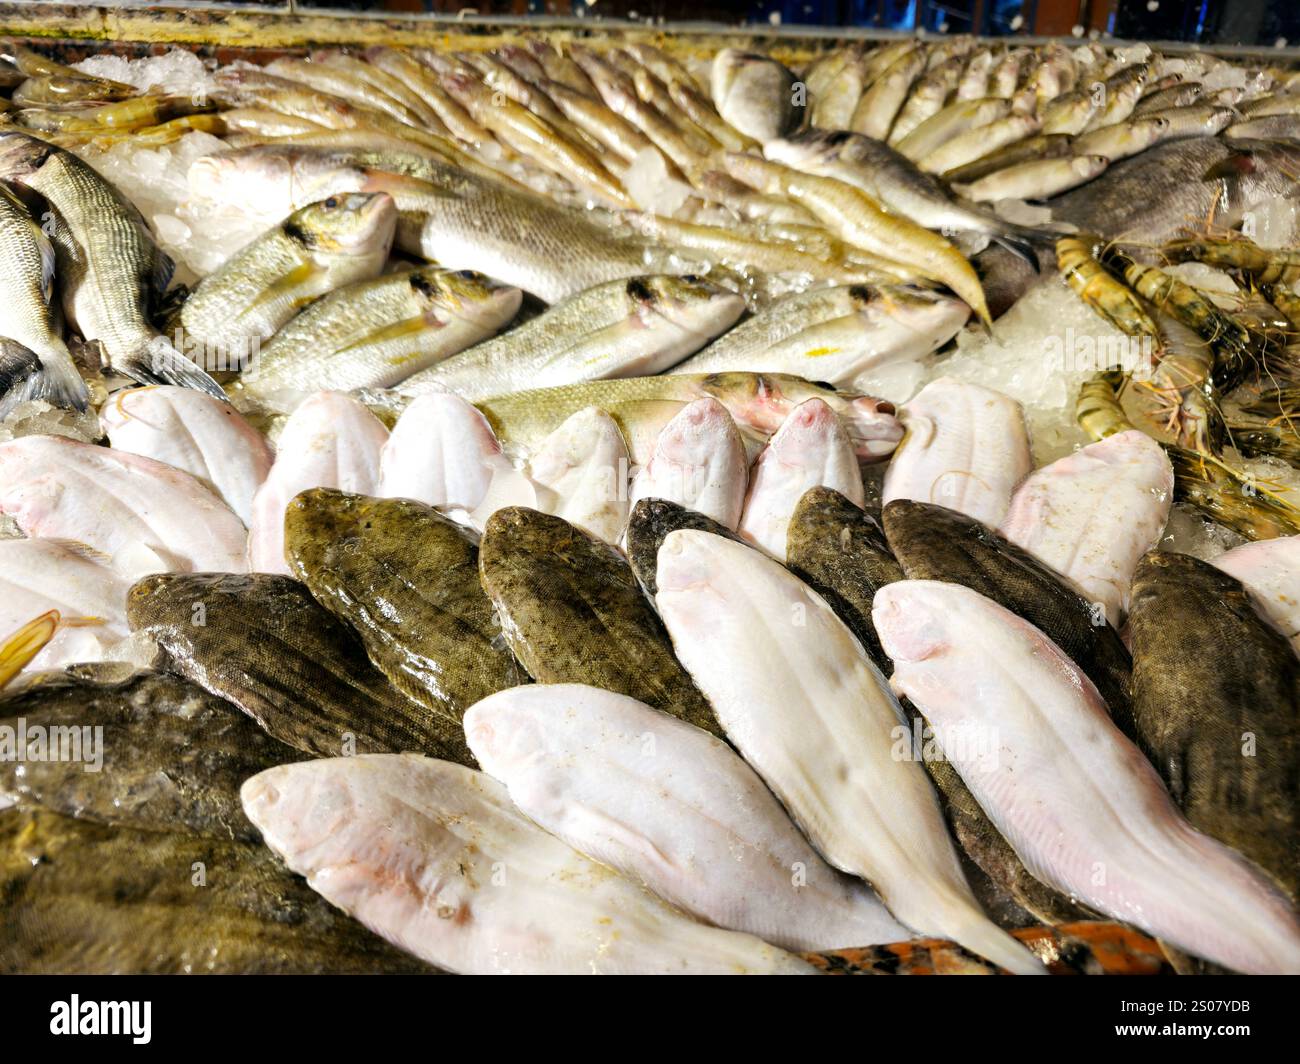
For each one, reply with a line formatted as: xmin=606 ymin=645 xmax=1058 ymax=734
xmin=277 ymin=0 xmax=1299 ymax=48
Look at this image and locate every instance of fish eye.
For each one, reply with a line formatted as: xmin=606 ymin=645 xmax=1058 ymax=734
xmin=324 ymin=197 xmax=339 ymax=209
xmin=456 ymin=270 xmax=476 ymax=279
xmin=682 ymin=274 xmax=703 ymax=283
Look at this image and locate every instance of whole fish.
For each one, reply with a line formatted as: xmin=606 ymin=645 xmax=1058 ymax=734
xmin=247 ymin=390 xmax=388 ymax=575
xmin=241 ymin=754 xmax=815 ymax=974
xmin=0 ymin=668 xmax=301 ymax=840
xmin=473 ymin=372 xmax=903 ymax=466
xmin=100 ymin=385 xmax=272 ymax=526
xmin=0 ymin=539 xmax=130 ymax=673
xmin=127 ymin=571 xmax=472 ymax=764
xmin=711 ymin=49 xmax=800 ymax=142
xmin=1212 ymin=535 xmax=1300 ymax=653
xmin=187 ymin=144 xmax=681 ymax=303
xmin=955 ymin=154 xmax=1110 ymax=203
xmin=893 ymin=98 xmax=1011 ymax=163
xmin=466 ymin=684 xmax=910 ymax=951
xmin=881 ymin=377 xmax=1032 ymax=528
xmin=284 ymin=489 xmax=523 ymax=724
xmin=527 ymin=407 xmax=629 ymax=545
xmin=655 ymin=530 xmax=1044 ymax=975
xmin=378 ymin=391 xmax=518 ymax=514
xmin=672 ymin=283 xmax=970 ymax=388
xmin=851 ymin=48 xmax=926 ymax=141
xmin=784 ymin=487 xmax=1089 ymax=926
xmin=0 ymin=434 xmax=248 ymax=576
xmin=738 ymin=398 xmax=864 ymax=560
xmin=881 ymin=498 xmax=1136 ymax=735
xmin=401 ymin=276 xmax=743 ymax=402
xmin=1138 ymin=103 xmax=1234 ymax=142
xmin=724 ymin=153 xmax=992 ymax=325
xmin=874 ymin=579 xmax=1300 ymax=975
xmin=1049 ymin=137 xmax=1300 ymax=244
xmin=0 ymin=131 xmax=223 ymax=397
xmin=0 ymin=185 xmax=86 ymax=411
xmin=939 ymin=132 xmax=1073 ymax=184
xmin=1127 ymin=552 xmax=1299 ymax=901
xmin=628 ymin=397 xmax=748 ymax=532
xmin=239 ymin=266 xmax=521 ymax=406
xmin=624 ymin=497 xmax=744 ymax=602
xmin=999 ymin=430 xmax=1173 ymax=625
xmin=0 ymin=807 xmax=432 ymax=974
xmin=884 ymin=56 xmax=961 ymax=144
xmin=916 ymin=113 xmax=1042 ymax=176
xmin=1073 ymin=116 xmax=1170 ymax=163
xmin=181 ymin=193 xmax=396 ymax=364
xmin=478 ymin=506 xmax=720 ymax=737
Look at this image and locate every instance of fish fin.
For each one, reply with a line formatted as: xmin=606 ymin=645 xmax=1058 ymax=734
xmin=0 ymin=340 xmax=88 ymax=415
xmin=246 ymin=261 xmax=318 ymax=311
xmin=34 ymin=225 xmax=56 ymax=303
xmin=152 ymin=282 xmax=190 ymax=334
xmin=0 ymin=609 xmax=59 ymax=689
xmin=42 ymin=538 xmax=115 ymax=566
xmin=991 ymin=235 xmax=1042 ymax=272
xmin=111 ymin=338 xmax=228 ymax=401
xmin=151 ymin=249 xmax=176 ymax=302
xmin=1202 ymin=152 xmax=1258 ymax=180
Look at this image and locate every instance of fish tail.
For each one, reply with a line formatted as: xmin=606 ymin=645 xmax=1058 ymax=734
xmin=113 ymin=336 xmax=229 ymax=401
xmin=0 ymin=339 xmax=89 ymax=415
xmin=897 ymin=886 xmax=1048 ymax=975
xmin=991 ymin=234 xmax=1043 ymax=273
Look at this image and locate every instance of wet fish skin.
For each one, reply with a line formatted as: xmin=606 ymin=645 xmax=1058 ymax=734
xmin=0 ymin=434 xmax=248 ymax=577
xmin=239 ymin=265 xmax=522 ymax=405
xmin=0 ymin=808 xmax=433 ymax=974
xmin=181 ymin=192 xmax=396 ymax=357
xmin=711 ymin=49 xmax=800 ymax=142
xmin=466 ymin=683 xmax=911 ymax=952
xmin=247 ymin=390 xmax=388 ymax=575
xmin=628 ymin=397 xmax=748 ymax=533
xmin=882 ymin=376 xmax=1032 ymax=528
xmin=1212 ymin=535 xmax=1300 ymax=654
xmin=785 ymin=487 xmax=1092 ymax=927
xmin=242 ymin=754 xmax=815 ymax=974
xmin=0 ymin=131 xmax=224 ymax=397
xmin=0 ymin=669 xmax=302 ymax=841
xmin=875 ymin=579 xmax=1300 ymax=975
xmin=1127 ymin=552 xmax=1299 ymax=901
xmin=957 ymin=154 xmax=1110 ymax=203
xmin=474 ymin=372 xmax=903 ymax=466
xmin=0 ymin=184 xmax=87 ymax=411
xmin=126 ymin=571 xmax=473 ymax=764
xmin=655 ymin=530 xmax=1044 ymax=975
xmin=100 ymin=385 xmax=272 ymax=526
xmin=881 ymin=498 xmax=1136 ymax=739
xmin=739 ymin=397 xmax=865 ymax=560
xmin=527 ymin=406 xmax=629 ymax=545
xmin=0 ymin=539 xmax=130 ymax=674
xmin=624 ymin=498 xmax=745 ymax=603
xmin=478 ymin=506 xmax=721 ymax=737
xmin=999 ymin=430 xmax=1173 ymax=626
xmin=284 ymin=489 xmax=524 ymax=729
xmin=402 ymin=275 xmax=743 ymax=402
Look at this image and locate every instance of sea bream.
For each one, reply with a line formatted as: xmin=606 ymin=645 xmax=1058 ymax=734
xmin=882 ymin=377 xmax=1032 ymax=528
xmin=241 ymin=754 xmax=818 ymax=974
xmin=655 ymin=530 xmax=1044 ymax=974
xmin=464 ymin=684 xmax=911 ymax=952
xmin=100 ymin=385 xmax=273 ymax=526
xmin=874 ymin=579 xmax=1300 ymax=975
xmin=999 ymin=430 xmax=1173 ymax=625
xmin=0 ymin=434 xmax=248 ymax=576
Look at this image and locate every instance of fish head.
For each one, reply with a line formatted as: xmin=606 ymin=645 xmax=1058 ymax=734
xmin=409 ymin=267 xmax=523 ymax=328
xmin=189 ymin=147 xmax=366 ymax=216
xmin=1074 ymin=154 xmax=1111 ymax=180
xmin=863 ymin=287 xmax=973 ymax=356
xmin=870 ymin=580 xmax=956 ymax=667
xmin=632 ymin=274 xmax=747 ymax=338
xmin=761 ymin=130 xmax=845 ymax=169
xmin=240 ymin=761 xmax=359 ymax=859
xmin=0 ymin=130 xmax=56 ymax=181
xmin=461 ymin=687 xmax=554 ymax=786
xmin=286 ymin=191 xmax=397 ymax=257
